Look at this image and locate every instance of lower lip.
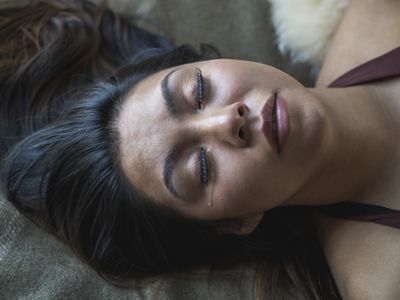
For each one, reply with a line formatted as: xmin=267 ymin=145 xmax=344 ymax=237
xmin=276 ymin=95 xmax=290 ymax=153
xmin=262 ymin=94 xmax=290 ymax=153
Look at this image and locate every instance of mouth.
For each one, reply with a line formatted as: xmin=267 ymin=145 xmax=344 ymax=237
xmin=261 ymin=93 xmax=290 ymax=154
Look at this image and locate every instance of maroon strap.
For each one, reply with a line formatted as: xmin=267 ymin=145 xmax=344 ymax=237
xmin=319 ymin=202 xmax=400 ymax=230
xmin=354 ymin=214 xmax=400 ymax=229
xmin=329 ymin=47 xmax=400 ymax=87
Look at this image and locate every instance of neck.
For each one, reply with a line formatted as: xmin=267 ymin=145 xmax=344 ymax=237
xmin=284 ymin=85 xmax=398 ymax=207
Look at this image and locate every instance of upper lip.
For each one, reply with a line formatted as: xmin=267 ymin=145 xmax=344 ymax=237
xmin=261 ymin=93 xmax=279 ymax=152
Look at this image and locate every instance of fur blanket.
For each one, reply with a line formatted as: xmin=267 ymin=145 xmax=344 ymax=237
xmin=268 ymin=0 xmax=348 ymax=67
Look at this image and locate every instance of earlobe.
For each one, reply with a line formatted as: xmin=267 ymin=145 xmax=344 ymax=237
xmin=218 ymin=212 xmax=264 ymax=236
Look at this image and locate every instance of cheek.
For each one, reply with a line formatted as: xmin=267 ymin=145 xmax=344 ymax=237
xmin=214 ymin=146 xmax=297 ymax=217
xmin=213 ymin=155 xmax=268 ymax=216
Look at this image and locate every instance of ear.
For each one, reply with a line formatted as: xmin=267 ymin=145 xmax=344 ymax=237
xmin=218 ymin=212 xmax=264 ymax=236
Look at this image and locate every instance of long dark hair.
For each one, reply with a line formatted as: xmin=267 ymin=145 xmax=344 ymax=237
xmin=0 ymin=1 xmax=341 ymax=299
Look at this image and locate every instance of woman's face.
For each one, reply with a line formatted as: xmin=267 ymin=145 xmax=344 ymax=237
xmin=117 ymin=59 xmax=328 ymax=223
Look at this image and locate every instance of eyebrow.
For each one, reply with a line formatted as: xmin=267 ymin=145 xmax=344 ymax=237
xmin=161 ymin=68 xmax=179 ymax=117
xmin=163 ymin=142 xmax=184 ymax=201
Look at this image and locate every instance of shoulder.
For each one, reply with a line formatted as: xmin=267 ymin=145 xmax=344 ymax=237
xmin=314 ymin=212 xmax=400 ymax=299
xmin=341 ymin=265 xmax=400 ymax=300
xmin=316 ymin=0 xmax=400 ymax=86
xmin=343 ymin=280 xmax=400 ymax=300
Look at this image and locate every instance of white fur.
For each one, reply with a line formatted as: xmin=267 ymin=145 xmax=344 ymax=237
xmin=268 ymin=0 xmax=349 ymax=67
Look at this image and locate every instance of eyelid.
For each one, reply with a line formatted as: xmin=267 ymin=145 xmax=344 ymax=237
xmin=195 ymin=68 xmax=204 ymax=110
xmin=200 ymin=147 xmax=208 ymax=187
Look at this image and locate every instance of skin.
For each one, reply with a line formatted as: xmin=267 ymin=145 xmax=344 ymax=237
xmin=117 ymin=57 xmax=397 ymax=235
xmin=315 ymin=0 xmax=400 ymax=299
xmin=118 ymin=0 xmax=400 ymax=297
xmin=117 ymin=60 xmax=331 ymax=233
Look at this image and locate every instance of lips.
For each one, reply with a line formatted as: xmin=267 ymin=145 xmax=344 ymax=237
xmin=261 ymin=93 xmax=290 ymax=153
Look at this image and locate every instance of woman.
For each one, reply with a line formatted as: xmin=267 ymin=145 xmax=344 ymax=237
xmin=1 ymin=0 xmax=399 ymax=299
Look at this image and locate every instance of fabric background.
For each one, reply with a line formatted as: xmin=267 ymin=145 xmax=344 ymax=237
xmin=0 ymin=0 xmax=312 ymax=299
xmin=91 ymin=0 xmax=313 ymax=85
xmin=0 ymin=191 xmax=256 ymax=299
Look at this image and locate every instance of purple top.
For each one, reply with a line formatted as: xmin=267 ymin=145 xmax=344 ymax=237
xmin=319 ymin=202 xmax=400 ymax=229
xmin=319 ymin=47 xmax=400 ymax=229
xmin=329 ymin=47 xmax=400 ymax=87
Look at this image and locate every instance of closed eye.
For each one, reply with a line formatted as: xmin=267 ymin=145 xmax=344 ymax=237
xmin=196 ymin=68 xmax=204 ymax=110
xmin=200 ymin=147 xmax=208 ymax=187
xmin=194 ymin=68 xmax=209 ymax=188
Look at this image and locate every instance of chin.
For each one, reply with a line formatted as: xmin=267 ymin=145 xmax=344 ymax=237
xmin=280 ymin=88 xmax=329 ymax=160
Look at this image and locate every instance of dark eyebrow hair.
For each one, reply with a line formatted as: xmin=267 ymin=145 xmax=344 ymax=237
xmin=161 ymin=68 xmax=179 ymax=116
xmin=163 ymin=142 xmax=184 ymax=201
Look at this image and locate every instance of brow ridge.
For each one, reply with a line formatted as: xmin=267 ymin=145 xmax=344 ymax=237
xmin=161 ymin=68 xmax=179 ymax=116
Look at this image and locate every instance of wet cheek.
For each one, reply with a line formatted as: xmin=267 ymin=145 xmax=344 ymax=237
xmin=214 ymin=152 xmax=278 ymax=214
xmin=213 ymin=170 xmax=255 ymax=215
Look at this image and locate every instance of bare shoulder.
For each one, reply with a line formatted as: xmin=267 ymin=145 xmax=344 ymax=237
xmin=314 ymin=212 xmax=400 ymax=299
xmin=316 ymin=0 xmax=400 ymax=87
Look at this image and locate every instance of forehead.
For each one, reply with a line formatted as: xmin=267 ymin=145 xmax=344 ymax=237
xmin=117 ymin=66 xmax=174 ymax=202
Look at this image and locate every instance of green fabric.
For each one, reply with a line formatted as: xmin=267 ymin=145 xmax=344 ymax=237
xmin=0 ymin=192 xmax=255 ymax=299
xmin=1 ymin=0 xmax=312 ymax=299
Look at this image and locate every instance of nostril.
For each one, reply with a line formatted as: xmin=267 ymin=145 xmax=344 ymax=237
xmin=237 ymin=104 xmax=246 ymax=117
xmin=238 ymin=126 xmax=245 ymax=140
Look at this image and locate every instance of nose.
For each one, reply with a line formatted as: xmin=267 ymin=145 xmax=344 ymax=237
xmin=190 ymin=101 xmax=249 ymax=147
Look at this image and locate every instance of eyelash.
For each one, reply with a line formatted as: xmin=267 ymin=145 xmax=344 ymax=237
xmin=196 ymin=69 xmax=209 ymax=187
xmin=200 ymin=147 xmax=208 ymax=187
xmin=196 ymin=68 xmax=204 ymax=110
